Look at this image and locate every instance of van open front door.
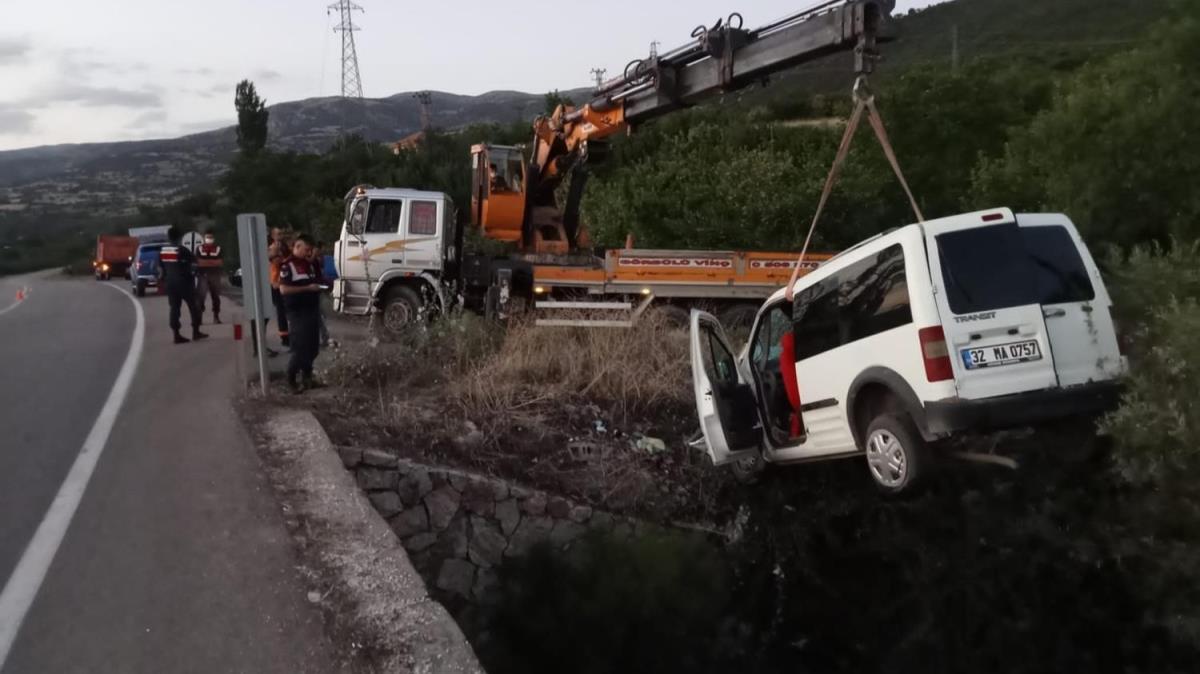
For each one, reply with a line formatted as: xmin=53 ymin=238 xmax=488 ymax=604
xmin=923 ymin=209 xmax=1059 ymax=400
xmin=689 ymin=310 xmax=760 ymax=465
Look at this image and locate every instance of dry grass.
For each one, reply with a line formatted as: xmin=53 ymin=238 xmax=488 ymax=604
xmin=454 ymin=312 xmax=691 ymax=422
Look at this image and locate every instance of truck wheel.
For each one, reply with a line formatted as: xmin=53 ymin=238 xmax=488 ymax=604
xmin=135 ymin=281 xmax=147 ymax=297
xmin=377 ymin=286 xmax=423 ymax=338
xmin=863 ymin=413 xmax=931 ymax=496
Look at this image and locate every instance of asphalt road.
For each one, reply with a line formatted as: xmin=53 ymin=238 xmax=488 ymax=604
xmin=0 ymin=272 xmax=342 ymax=673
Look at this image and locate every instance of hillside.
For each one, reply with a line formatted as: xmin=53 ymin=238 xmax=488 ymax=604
xmin=0 ymin=88 xmax=589 ymax=235
xmin=0 ymin=0 xmax=1173 ymax=237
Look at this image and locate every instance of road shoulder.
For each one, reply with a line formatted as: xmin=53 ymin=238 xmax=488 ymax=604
xmin=240 ymin=403 xmax=482 ymax=674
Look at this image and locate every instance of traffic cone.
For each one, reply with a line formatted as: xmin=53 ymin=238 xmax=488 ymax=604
xmin=15 ymin=288 xmax=24 ymax=301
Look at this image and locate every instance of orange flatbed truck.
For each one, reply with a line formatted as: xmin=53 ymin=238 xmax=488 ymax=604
xmin=530 ymin=248 xmax=832 ymax=325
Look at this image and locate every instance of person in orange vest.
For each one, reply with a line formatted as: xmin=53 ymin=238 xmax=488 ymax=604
xmin=269 ymin=230 xmax=290 ymax=348
xmin=194 ymin=231 xmax=224 ymax=323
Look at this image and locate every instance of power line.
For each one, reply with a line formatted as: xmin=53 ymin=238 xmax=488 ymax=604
xmin=327 ymin=0 xmax=365 ymax=99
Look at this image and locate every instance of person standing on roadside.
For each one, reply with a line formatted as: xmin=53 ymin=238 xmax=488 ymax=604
xmin=269 ymin=231 xmax=290 ymax=348
xmin=158 ymin=226 xmax=208 ymax=344
xmin=279 ymin=235 xmax=324 ymax=393
xmin=194 ymin=230 xmax=224 ymax=323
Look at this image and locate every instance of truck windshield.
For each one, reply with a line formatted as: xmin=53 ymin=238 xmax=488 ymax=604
xmin=935 ymin=223 xmax=1095 ymax=315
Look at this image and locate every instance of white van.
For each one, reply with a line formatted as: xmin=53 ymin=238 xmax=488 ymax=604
xmin=689 ymin=208 xmax=1126 ymax=494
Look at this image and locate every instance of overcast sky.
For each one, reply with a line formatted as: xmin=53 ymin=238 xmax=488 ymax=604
xmin=0 ymin=0 xmax=945 ymax=151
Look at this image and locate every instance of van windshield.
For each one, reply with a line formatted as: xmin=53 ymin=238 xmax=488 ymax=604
xmin=935 ymin=223 xmax=1095 ymax=315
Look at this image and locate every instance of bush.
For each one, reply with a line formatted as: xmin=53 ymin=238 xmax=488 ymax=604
xmin=1104 ymin=240 xmax=1200 ymax=333
xmin=479 ymin=530 xmax=740 ymax=674
xmin=1102 ymin=298 xmax=1200 ymax=484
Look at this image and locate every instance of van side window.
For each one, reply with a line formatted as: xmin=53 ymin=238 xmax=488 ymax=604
xmin=409 ymin=200 xmax=438 ymax=235
xmin=793 ymin=244 xmax=911 ymax=361
xmin=841 ymin=245 xmax=911 ymax=343
xmin=794 ymin=282 xmax=840 ymax=361
xmin=703 ymin=329 xmax=739 ymax=385
xmin=751 ymin=304 xmax=790 ymax=370
xmin=366 ymin=199 xmax=403 ymax=234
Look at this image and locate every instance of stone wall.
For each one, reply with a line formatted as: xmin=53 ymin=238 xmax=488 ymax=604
xmin=338 ymin=447 xmax=649 ymax=605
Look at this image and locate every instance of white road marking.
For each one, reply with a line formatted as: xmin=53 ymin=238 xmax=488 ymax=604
xmin=0 ymin=287 xmax=31 ymax=317
xmin=0 ymin=283 xmax=145 ymax=667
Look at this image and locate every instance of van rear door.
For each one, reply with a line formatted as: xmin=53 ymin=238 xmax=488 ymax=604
xmin=924 ymin=210 xmax=1058 ymax=400
xmin=1016 ymin=214 xmax=1123 ymax=386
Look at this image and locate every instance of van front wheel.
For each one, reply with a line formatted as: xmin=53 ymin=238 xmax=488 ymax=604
xmin=863 ymin=414 xmax=930 ymax=495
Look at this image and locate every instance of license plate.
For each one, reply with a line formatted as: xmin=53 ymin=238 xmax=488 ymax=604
xmin=961 ymin=339 xmax=1042 ymax=370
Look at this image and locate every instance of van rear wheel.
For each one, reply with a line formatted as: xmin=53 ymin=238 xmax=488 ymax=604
xmin=863 ymin=414 xmax=930 ymax=495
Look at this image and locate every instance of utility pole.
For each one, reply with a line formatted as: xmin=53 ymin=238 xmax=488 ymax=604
xmin=951 ymin=24 xmax=960 ymax=73
xmin=649 ymin=40 xmax=661 ymax=59
xmin=328 ymin=0 xmax=365 ymax=98
xmin=590 ymin=68 xmax=607 ymax=89
xmin=412 ymin=91 xmax=433 ymax=131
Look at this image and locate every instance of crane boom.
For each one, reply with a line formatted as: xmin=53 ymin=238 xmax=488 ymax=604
xmin=470 ymin=0 xmax=895 ymax=255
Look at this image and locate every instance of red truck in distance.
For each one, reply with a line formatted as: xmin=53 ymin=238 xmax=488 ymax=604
xmin=93 ymin=234 xmax=139 ymax=281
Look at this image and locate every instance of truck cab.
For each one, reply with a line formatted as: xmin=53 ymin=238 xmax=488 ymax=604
xmin=333 ymin=186 xmax=459 ymax=332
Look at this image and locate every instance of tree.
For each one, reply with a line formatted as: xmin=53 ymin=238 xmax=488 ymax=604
xmin=234 ymin=80 xmax=269 ymax=155
xmin=543 ymin=89 xmax=575 ymax=115
xmin=971 ymin=1 xmax=1200 ymax=247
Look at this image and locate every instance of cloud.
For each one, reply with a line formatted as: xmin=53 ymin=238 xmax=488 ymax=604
xmin=0 ymin=36 xmax=31 ymax=65
xmin=177 ymin=66 xmax=215 ymax=76
xmin=126 ymin=109 xmax=168 ymax=128
xmin=195 ymin=82 xmax=232 ymax=99
xmin=254 ymin=69 xmax=282 ymax=82
xmin=0 ymin=107 xmax=34 ymax=135
xmin=25 ymin=83 xmax=163 ymax=108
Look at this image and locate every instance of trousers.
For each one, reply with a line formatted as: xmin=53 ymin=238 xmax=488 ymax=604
xmin=271 ymin=286 xmax=289 ymax=344
xmin=168 ymin=283 xmax=200 ymax=332
xmin=286 ymin=307 xmax=320 ymax=383
xmin=196 ymin=270 xmax=222 ymax=316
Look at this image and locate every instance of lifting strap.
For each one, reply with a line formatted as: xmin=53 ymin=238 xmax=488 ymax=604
xmin=785 ymin=77 xmax=924 ymax=302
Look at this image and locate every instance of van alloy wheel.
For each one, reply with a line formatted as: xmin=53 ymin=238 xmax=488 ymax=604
xmin=866 ymin=428 xmax=907 ymax=488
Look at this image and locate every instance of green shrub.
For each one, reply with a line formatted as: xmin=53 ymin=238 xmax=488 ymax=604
xmin=479 ymin=531 xmax=740 ymax=674
xmin=1102 ymin=298 xmax=1200 ymax=485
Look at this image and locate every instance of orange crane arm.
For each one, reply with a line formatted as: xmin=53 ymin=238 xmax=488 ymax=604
xmin=472 ymin=0 xmax=895 ymax=254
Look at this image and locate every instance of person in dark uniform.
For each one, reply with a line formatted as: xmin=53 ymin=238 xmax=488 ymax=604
xmin=278 ymin=234 xmax=324 ymax=393
xmin=159 ymin=226 xmax=209 ymax=344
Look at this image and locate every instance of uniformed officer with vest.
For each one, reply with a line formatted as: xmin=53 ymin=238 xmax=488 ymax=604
xmin=195 ymin=230 xmax=224 ymax=323
xmin=159 ymin=226 xmax=209 ymax=344
xmin=278 ymin=234 xmax=324 ymax=393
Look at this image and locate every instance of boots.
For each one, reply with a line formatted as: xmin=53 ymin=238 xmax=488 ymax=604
xmin=213 ymin=312 xmax=221 ymax=324
xmin=173 ymin=331 xmax=190 ymax=344
xmin=193 ymin=327 xmax=209 ymax=340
